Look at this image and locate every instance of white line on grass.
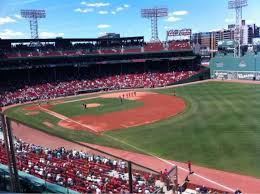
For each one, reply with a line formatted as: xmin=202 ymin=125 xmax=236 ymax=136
xmin=103 ymin=134 xmax=235 ymax=192
xmin=38 ymin=106 xmax=100 ymax=133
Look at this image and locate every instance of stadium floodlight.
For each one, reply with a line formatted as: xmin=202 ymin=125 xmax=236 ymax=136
xmin=228 ymin=0 xmax=248 ymax=57
xmin=141 ymin=7 xmax=168 ymax=42
xmin=21 ymin=9 xmax=46 ymax=40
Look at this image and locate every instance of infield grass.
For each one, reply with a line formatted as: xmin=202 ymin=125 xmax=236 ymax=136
xmin=50 ymin=98 xmax=143 ymax=117
xmin=5 ymin=81 xmax=260 ymax=177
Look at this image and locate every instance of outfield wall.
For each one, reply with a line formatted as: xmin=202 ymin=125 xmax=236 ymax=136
xmin=210 ymin=53 xmax=260 ymax=80
xmin=212 ymin=70 xmax=260 ymax=80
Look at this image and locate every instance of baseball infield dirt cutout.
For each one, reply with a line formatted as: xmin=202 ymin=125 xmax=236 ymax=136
xmin=86 ymin=103 xmax=101 ymax=108
xmin=57 ymin=91 xmax=186 ymax=133
xmin=24 ymin=104 xmax=52 ymax=111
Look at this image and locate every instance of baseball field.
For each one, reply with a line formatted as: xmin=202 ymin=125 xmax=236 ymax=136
xmin=5 ymin=81 xmax=260 ymax=178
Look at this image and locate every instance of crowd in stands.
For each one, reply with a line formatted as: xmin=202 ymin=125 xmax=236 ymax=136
xmin=0 ymin=138 xmax=169 ymax=193
xmin=0 ymin=136 xmax=240 ymax=194
xmin=1 ymin=41 xmax=191 ymax=59
xmin=0 ymin=70 xmax=199 ymax=107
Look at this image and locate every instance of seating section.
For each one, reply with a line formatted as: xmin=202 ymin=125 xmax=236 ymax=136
xmin=0 ymin=70 xmax=200 ymax=107
xmin=1 ymin=40 xmax=193 ymax=59
xmin=100 ymin=49 xmax=121 ymax=54
xmin=0 ymin=139 xmax=163 ymax=193
xmin=123 ymin=47 xmax=142 ymax=53
xmin=4 ymin=48 xmax=139 ymax=58
xmin=144 ymin=43 xmax=165 ymax=52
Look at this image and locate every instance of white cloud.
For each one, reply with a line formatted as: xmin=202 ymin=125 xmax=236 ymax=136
xmin=14 ymin=14 xmax=23 ymax=20
xmin=98 ymin=32 xmax=107 ymax=36
xmin=164 ymin=26 xmax=171 ymax=30
xmin=171 ymin=10 xmax=189 ymax=16
xmin=81 ymin=2 xmax=110 ymax=7
xmin=97 ymin=24 xmax=111 ymax=29
xmin=98 ymin=10 xmax=108 ymax=14
xmin=112 ymin=4 xmax=130 ymax=13
xmin=111 ymin=11 xmax=116 ymax=15
xmin=0 ymin=16 xmax=16 ymax=25
xmin=74 ymin=8 xmax=94 ymax=13
xmin=225 ymin=18 xmax=234 ymax=23
xmin=116 ymin=7 xmax=124 ymax=12
xmin=0 ymin=29 xmax=24 ymax=39
xmin=165 ymin=16 xmax=182 ymax=23
xmin=209 ymin=28 xmax=223 ymax=32
xmin=40 ymin=32 xmax=64 ymax=38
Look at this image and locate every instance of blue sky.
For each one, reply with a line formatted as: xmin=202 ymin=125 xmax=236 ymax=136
xmin=0 ymin=0 xmax=259 ymax=41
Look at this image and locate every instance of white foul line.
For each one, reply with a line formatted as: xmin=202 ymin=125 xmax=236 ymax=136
xmin=38 ymin=106 xmax=100 ymax=133
xmin=103 ymin=134 xmax=235 ymax=192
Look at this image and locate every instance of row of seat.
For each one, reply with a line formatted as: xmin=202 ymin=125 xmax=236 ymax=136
xmin=2 ymin=41 xmax=191 ymax=59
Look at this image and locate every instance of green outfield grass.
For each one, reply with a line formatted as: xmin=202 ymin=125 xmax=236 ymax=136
xmin=5 ymin=81 xmax=260 ymax=177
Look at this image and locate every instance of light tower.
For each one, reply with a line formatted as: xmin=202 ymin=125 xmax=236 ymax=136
xmin=141 ymin=7 xmax=168 ymax=42
xmin=228 ymin=0 xmax=248 ymax=57
xmin=21 ymin=9 xmax=46 ymax=40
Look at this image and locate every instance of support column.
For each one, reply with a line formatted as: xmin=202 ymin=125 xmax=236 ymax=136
xmin=0 ymin=114 xmax=20 ymax=192
xmin=128 ymin=161 xmax=133 ymax=193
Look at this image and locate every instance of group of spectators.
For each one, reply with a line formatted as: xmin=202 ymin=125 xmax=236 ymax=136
xmin=0 ymin=70 xmax=199 ymax=107
xmin=2 ymin=41 xmax=191 ymax=59
xmin=0 ymin=137 xmax=242 ymax=194
xmin=0 ymin=138 xmax=167 ymax=193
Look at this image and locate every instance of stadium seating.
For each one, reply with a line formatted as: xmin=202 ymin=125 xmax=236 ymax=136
xmin=122 ymin=47 xmax=142 ymax=54
xmin=0 ymin=139 xmax=164 ymax=193
xmin=0 ymin=40 xmax=193 ymax=59
xmin=144 ymin=43 xmax=165 ymax=52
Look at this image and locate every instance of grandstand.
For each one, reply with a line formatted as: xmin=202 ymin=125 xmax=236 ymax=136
xmin=0 ymin=36 xmax=206 ymax=107
xmin=0 ymin=37 xmax=191 ymax=60
xmin=0 ymin=137 xmax=167 ymax=193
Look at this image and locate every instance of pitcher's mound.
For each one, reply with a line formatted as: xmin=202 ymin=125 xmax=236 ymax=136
xmin=87 ymin=103 xmax=101 ymax=108
xmin=25 ymin=111 xmax=39 ymax=116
